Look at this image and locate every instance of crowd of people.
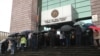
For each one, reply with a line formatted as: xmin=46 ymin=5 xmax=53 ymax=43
xmin=1 ymin=25 xmax=100 ymax=56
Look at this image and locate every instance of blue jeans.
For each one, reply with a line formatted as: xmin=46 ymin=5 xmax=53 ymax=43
xmin=66 ymin=37 xmax=70 ymax=47
xmin=11 ymin=45 xmax=15 ymax=55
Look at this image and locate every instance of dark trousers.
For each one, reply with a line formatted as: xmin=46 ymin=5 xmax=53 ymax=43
xmin=32 ymin=39 xmax=38 ymax=50
xmin=76 ymin=35 xmax=81 ymax=46
xmin=21 ymin=44 xmax=25 ymax=51
xmin=71 ymin=39 xmax=75 ymax=46
xmin=44 ymin=37 xmax=50 ymax=47
xmin=50 ymin=38 xmax=55 ymax=47
xmin=89 ymin=36 xmax=94 ymax=45
xmin=66 ymin=37 xmax=70 ymax=47
xmin=1 ymin=45 xmax=8 ymax=54
xmin=28 ymin=39 xmax=31 ymax=48
xmin=84 ymin=36 xmax=89 ymax=46
xmin=55 ymin=38 xmax=60 ymax=46
xmin=60 ymin=39 xmax=66 ymax=46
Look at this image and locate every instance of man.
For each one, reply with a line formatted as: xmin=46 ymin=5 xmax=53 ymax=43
xmin=75 ymin=25 xmax=82 ymax=46
xmin=28 ymin=33 xmax=32 ymax=48
xmin=64 ymin=31 xmax=71 ymax=47
xmin=59 ymin=32 xmax=66 ymax=46
xmin=20 ymin=35 xmax=27 ymax=51
xmin=48 ymin=28 xmax=56 ymax=47
xmin=31 ymin=34 xmax=38 ymax=51
xmin=8 ymin=38 xmax=16 ymax=56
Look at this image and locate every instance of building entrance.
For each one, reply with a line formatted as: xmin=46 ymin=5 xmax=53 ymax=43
xmin=42 ymin=22 xmax=75 ymax=47
xmin=42 ymin=21 xmax=94 ymax=47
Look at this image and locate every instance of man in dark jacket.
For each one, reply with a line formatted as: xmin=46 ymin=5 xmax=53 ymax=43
xmin=31 ymin=34 xmax=38 ymax=51
xmin=84 ymin=28 xmax=93 ymax=46
xmin=75 ymin=25 xmax=82 ymax=46
xmin=64 ymin=31 xmax=71 ymax=47
xmin=48 ymin=28 xmax=56 ymax=47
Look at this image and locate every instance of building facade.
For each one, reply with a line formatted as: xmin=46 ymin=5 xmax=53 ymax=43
xmin=91 ymin=0 xmax=100 ymax=26
xmin=41 ymin=0 xmax=92 ymax=30
xmin=10 ymin=0 xmax=100 ymax=32
xmin=42 ymin=0 xmax=91 ymax=19
xmin=10 ymin=0 xmax=38 ymax=33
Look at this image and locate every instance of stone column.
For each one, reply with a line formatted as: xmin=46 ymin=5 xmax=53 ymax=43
xmin=10 ymin=0 xmax=38 ymax=33
xmin=90 ymin=0 xmax=100 ymax=46
xmin=91 ymin=0 xmax=100 ymax=26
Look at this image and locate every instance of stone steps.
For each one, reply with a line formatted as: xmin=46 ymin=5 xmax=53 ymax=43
xmin=6 ymin=46 xmax=100 ymax=56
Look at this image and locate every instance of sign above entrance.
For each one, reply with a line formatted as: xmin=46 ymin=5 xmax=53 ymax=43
xmin=41 ymin=5 xmax=78 ymax=25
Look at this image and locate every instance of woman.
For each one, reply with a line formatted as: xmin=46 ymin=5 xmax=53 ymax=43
xmin=8 ymin=38 xmax=16 ymax=56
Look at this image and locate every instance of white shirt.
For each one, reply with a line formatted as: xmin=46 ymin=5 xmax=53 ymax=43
xmin=59 ymin=34 xmax=65 ymax=39
xmin=28 ymin=33 xmax=32 ymax=39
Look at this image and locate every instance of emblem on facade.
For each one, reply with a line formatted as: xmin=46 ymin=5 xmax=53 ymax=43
xmin=51 ymin=10 xmax=59 ymax=18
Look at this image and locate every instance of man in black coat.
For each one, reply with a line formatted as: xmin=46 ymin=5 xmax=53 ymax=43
xmin=84 ymin=28 xmax=93 ymax=46
xmin=74 ymin=25 xmax=82 ymax=46
xmin=48 ymin=28 xmax=56 ymax=47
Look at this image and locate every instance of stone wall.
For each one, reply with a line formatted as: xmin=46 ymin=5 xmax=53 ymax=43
xmin=10 ymin=0 xmax=38 ymax=33
xmin=91 ymin=0 xmax=100 ymax=26
xmin=91 ymin=0 xmax=100 ymax=45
